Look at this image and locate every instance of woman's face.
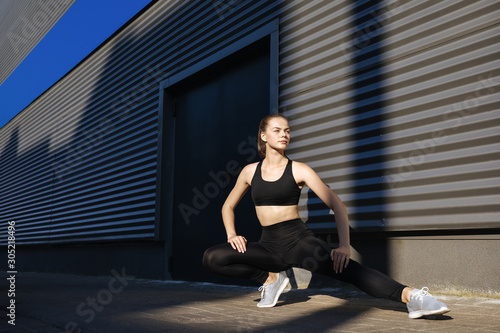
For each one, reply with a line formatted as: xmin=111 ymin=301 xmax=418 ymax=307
xmin=262 ymin=117 xmax=290 ymax=151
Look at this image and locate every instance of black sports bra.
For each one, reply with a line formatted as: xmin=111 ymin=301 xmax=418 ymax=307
xmin=251 ymin=159 xmax=301 ymax=206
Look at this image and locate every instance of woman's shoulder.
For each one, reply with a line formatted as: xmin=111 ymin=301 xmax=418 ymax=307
xmin=290 ymin=160 xmax=311 ymax=171
xmin=236 ymin=162 xmax=259 ymax=185
xmin=240 ymin=162 xmax=259 ymax=178
xmin=290 ymin=160 xmax=317 ymax=180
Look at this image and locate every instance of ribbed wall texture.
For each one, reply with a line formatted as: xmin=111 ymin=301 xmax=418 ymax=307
xmin=0 ymin=0 xmax=283 ymax=245
xmin=0 ymin=0 xmax=76 ymax=85
xmin=281 ymin=0 xmax=500 ymax=231
xmin=1 ymin=0 xmax=499 ymax=245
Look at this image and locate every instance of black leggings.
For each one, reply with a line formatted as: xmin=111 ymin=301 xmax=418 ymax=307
xmin=203 ymin=219 xmax=406 ymax=303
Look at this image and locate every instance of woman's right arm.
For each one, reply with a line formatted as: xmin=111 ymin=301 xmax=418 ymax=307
xmin=221 ymin=164 xmax=255 ymax=253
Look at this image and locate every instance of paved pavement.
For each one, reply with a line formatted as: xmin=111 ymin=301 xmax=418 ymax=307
xmin=1 ymin=271 xmax=499 ymax=333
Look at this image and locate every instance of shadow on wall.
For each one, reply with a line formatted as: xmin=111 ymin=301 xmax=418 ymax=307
xmin=0 ymin=124 xmax=56 ymax=253
xmin=0 ymin=2 xmax=408 ymax=332
xmin=300 ymin=0 xmax=394 ymax=289
xmin=49 ymin=31 xmax=165 ymax=276
xmin=344 ymin=0 xmax=391 ymax=275
xmin=0 ymin=26 xmax=167 ymax=276
xmin=0 ymin=0 xmax=396 ymax=283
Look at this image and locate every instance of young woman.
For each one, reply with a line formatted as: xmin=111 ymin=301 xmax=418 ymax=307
xmin=203 ymin=114 xmax=450 ymax=319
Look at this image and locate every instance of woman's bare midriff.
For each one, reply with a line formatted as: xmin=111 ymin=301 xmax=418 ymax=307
xmin=255 ymin=205 xmax=301 ymax=226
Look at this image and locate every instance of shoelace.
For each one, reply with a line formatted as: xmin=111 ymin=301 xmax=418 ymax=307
xmin=414 ymin=287 xmax=431 ymax=301
xmin=258 ymin=285 xmax=268 ymax=301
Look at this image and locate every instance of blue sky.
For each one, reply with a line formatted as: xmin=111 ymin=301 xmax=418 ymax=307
xmin=0 ymin=0 xmax=152 ymax=129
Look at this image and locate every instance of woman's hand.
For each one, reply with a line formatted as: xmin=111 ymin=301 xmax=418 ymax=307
xmin=330 ymin=245 xmax=351 ymax=274
xmin=228 ymin=235 xmax=247 ymax=253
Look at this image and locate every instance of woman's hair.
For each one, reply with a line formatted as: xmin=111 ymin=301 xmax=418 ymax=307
xmin=257 ymin=113 xmax=289 ymax=159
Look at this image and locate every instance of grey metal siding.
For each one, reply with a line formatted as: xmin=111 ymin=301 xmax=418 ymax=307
xmin=281 ymin=0 xmax=500 ymax=231
xmin=0 ymin=0 xmax=283 ymax=245
xmin=1 ymin=0 xmax=499 ymax=246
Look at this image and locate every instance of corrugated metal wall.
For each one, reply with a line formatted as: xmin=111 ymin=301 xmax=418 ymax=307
xmin=281 ymin=0 xmax=500 ymax=231
xmin=1 ymin=0 xmax=499 ymax=246
xmin=0 ymin=0 xmax=283 ymax=245
xmin=0 ymin=1 xmax=164 ymax=245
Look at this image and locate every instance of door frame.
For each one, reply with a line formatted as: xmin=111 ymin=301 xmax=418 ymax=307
xmin=155 ymin=20 xmax=279 ymax=279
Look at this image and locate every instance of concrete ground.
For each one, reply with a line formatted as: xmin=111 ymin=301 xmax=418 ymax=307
xmin=1 ymin=271 xmax=499 ymax=332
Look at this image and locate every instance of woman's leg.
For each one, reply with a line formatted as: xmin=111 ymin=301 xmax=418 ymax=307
xmin=286 ymin=235 xmax=407 ymax=303
xmin=203 ymin=242 xmax=290 ymax=285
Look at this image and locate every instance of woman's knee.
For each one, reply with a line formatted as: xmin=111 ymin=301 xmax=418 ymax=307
xmin=202 ymin=247 xmax=217 ymax=270
xmin=202 ymin=244 xmax=229 ymax=270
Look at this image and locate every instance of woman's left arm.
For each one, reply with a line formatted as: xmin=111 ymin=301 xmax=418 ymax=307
xmin=294 ymin=162 xmax=351 ymax=273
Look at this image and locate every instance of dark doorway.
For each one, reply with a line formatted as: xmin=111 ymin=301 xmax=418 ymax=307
xmin=164 ymin=43 xmax=271 ymax=283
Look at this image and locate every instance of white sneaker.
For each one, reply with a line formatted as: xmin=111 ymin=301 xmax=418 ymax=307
xmin=257 ymin=272 xmax=289 ymax=308
xmin=407 ymin=287 xmax=450 ymax=319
